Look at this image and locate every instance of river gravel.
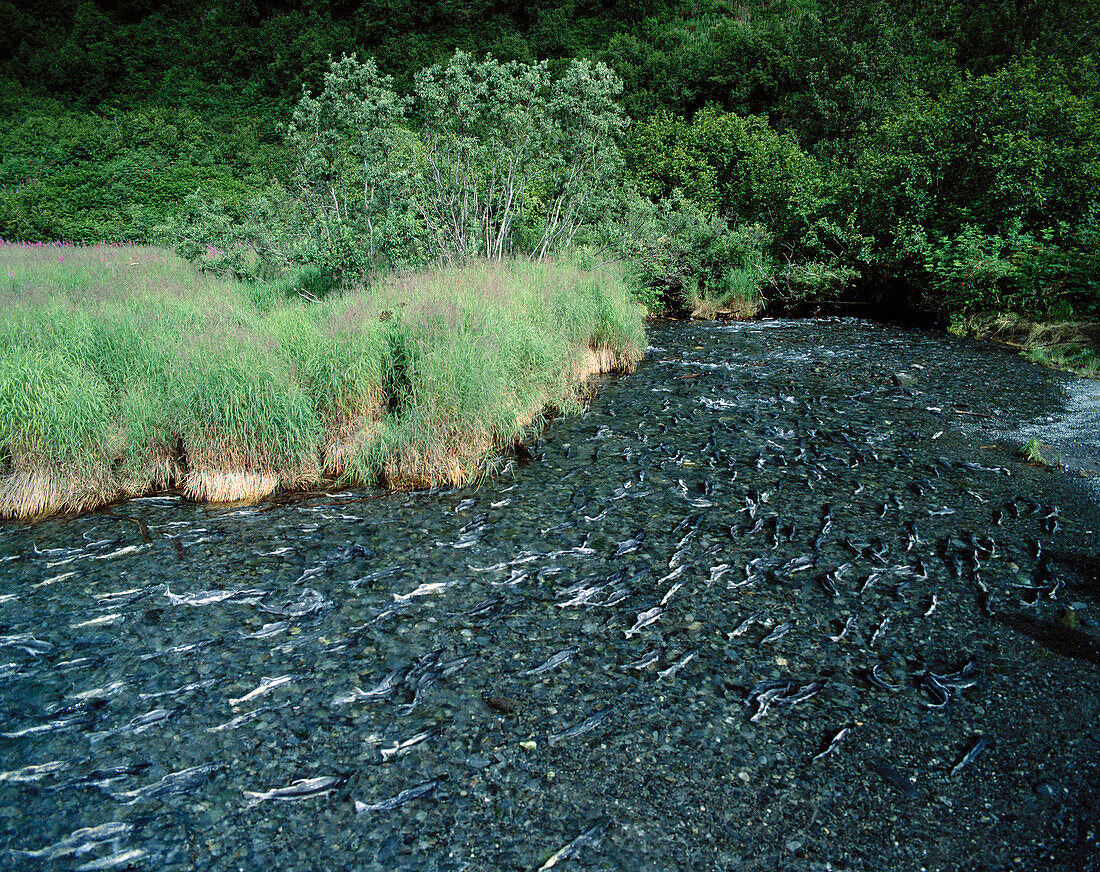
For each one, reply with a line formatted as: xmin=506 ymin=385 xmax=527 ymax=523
xmin=1 ymin=318 xmax=1098 ymax=872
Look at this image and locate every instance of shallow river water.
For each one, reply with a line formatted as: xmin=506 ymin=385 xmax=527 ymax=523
xmin=2 ymin=319 xmax=1099 ymax=872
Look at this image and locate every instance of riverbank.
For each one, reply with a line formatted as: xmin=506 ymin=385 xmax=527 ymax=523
xmin=950 ymin=313 xmax=1100 ymax=378
xmin=0 ymin=244 xmax=646 ymax=521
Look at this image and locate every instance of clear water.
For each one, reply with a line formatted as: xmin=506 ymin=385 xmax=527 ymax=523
xmin=2 ymin=319 xmax=1097 ymax=871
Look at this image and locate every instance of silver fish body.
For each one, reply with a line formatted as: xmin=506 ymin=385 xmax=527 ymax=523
xmin=355 ymin=779 xmax=441 ymax=813
xmin=525 ymin=648 xmax=577 ymax=676
xmin=549 ymin=710 xmax=609 ymax=745
xmin=243 ymin=775 xmax=346 ymax=804
xmin=110 ymin=764 xmax=216 ymax=803
xmin=229 ymin=674 xmax=294 ymax=707
xmin=624 ymin=607 xmax=663 ymax=638
xmin=760 ymin=620 xmax=794 ymax=644
xmin=537 ymin=819 xmax=609 ymax=871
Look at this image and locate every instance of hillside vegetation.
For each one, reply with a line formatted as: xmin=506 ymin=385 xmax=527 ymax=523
xmin=2 ymin=0 xmax=1097 ymax=322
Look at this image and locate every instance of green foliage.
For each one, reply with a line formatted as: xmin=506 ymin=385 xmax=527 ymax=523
xmin=609 ymin=193 xmax=769 ymax=314
xmin=626 ymin=107 xmax=822 ymax=243
xmin=286 ymin=54 xmax=412 ymax=281
xmin=179 ymin=52 xmax=627 ymax=284
xmin=409 ymin=51 xmax=626 ymax=262
xmin=1022 ymin=437 xmax=1045 ymax=465
xmin=0 ymin=104 xmax=288 ymax=244
xmin=623 ymin=106 xmax=857 ymax=308
xmin=840 ymin=57 xmax=1100 ymax=317
xmin=3 ymin=0 xmax=1098 ymax=324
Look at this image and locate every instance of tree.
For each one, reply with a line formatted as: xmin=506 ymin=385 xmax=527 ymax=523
xmin=285 ymin=54 xmax=412 ymax=281
xmin=408 ymin=51 xmax=625 ymax=263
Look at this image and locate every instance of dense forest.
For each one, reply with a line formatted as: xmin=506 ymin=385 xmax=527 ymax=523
xmin=2 ymin=0 xmax=1099 ymax=321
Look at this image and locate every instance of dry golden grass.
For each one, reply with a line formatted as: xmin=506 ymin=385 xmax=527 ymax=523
xmin=689 ymin=294 xmax=762 ymax=321
xmin=380 ymin=427 xmax=495 ymax=490
xmin=0 ymin=451 xmax=112 ymax=520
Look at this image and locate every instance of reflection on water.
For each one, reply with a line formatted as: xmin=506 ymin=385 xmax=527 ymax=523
xmin=2 ymin=319 xmax=1098 ymax=871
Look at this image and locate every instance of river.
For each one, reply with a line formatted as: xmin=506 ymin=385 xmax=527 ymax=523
xmin=1 ymin=318 xmax=1098 ymax=872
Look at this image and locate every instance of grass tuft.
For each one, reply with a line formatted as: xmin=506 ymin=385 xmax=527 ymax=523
xmin=0 ymin=243 xmax=645 ymax=519
xmin=952 ymin=313 xmax=1100 ymax=378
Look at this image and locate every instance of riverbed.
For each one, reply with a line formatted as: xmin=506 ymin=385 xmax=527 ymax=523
xmin=2 ymin=319 xmax=1098 ymax=871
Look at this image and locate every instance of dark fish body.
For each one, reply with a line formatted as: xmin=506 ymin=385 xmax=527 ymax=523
xmin=12 ymin=821 xmax=134 ymax=860
xmin=110 ymin=764 xmax=217 ymax=803
xmin=780 ymin=678 xmax=827 ymax=705
xmin=355 ymin=779 xmax=442 ymax=813
xmin=918 ymin=673 xmax=950 ymax=709
xmin=728 ymin=613 xmax=760 ymax=639
xmin=870 ymin=617 xmax=890 ymax=647
xmin=868 ymin=759 xmax=919 ymax=798
xmin=760 ymin=620 xmax=794 ymax=644
xmin=950 ymin=736 xmax=988 ymax=776
xmin=749 ymin=685 xmax=787 ymax=722
xmin=462 ymin=596 xmax=505 ymax=617
xmin=525 ymin=648 xmax=577 ymax=676
xmin=812 ymin=725 xmax=854 ymax=762
xmin=2 ymin=712 xmax=96 ymax=738
xmin=333 ymin=669 xmax=405 ymax=705
xmin=828 ymin=616 xmax=857 ymax=643
xmin=931 ymin=659 xmax=979 ymax=690
xmin=0 ymin=633 xmax=54 ymax=656
xmin=621 ymin=651 xmax=660 ymax=671
xmin=72 ymin=762 xmax=151 ymax=788
xmin=259 ymin=587 xmax=329 ymax=616
xmin=537 ymin=819 xmax=610 ymax=871
xmin=657 ymin=651 xmax=696 ymax=680
xmin=379 ymin=723 xmax=446 ymax=761
xmin=867 ymin=663 xmax=903 ymax=693
xmin=614 ymin=533 xmax=646 ymax=556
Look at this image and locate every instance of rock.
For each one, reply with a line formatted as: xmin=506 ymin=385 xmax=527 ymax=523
xmin=892 ymin=372 xmax=919 ymax=387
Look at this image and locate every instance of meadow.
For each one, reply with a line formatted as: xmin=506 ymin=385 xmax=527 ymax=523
xmin=0 ymin=242 xmax=646 ymax=520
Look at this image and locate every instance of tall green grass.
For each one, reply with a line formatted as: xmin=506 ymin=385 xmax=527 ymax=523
xmin=0 ymin=243 xmax=645 ymax=519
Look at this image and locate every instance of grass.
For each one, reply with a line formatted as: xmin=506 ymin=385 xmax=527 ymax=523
xmin=683 ymin=267 xmax=764 ymax=320
xmin=1022 ymin=437 xmax=1046 ymax=465
xmin=1021 ymin=437 xmax=1064 ymax=470
xmin=950 ymin=313 xmax=1100 ymax=378
xmin=0 ymin=242 xmax=646 ymax=520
